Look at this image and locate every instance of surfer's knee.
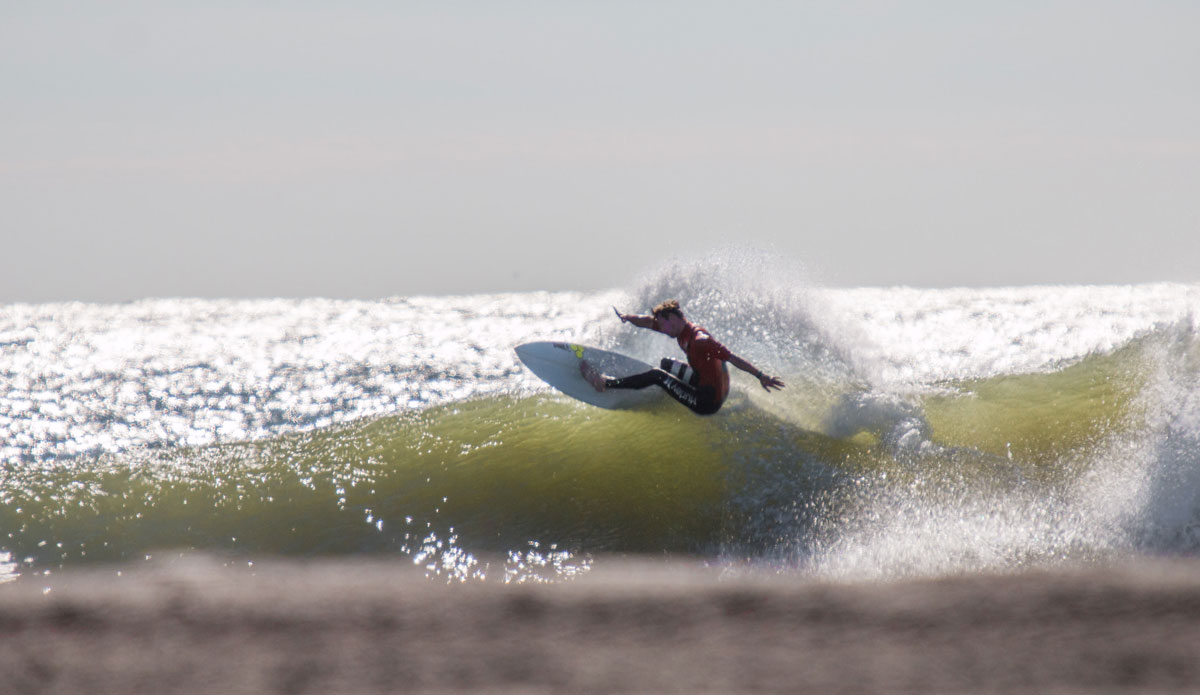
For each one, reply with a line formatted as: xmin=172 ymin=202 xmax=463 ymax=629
xmin=659 ymin=358 xmax=698 ymax=386
xmin=688 ymin=386 xmax=723 ymax=416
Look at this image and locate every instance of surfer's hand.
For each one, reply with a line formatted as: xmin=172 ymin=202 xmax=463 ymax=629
xmin=759 ymin=374 xmax=785 ymax=392
xmin=613 ymin=306 xmax=629 ymax=323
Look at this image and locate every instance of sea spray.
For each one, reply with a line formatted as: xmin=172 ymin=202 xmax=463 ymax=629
xmin=3 ymin=255 xmax=1200 ymax=581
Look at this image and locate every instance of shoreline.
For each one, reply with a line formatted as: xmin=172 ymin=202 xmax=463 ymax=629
xmin=3 ymin=556 xmax=1199 ymax=693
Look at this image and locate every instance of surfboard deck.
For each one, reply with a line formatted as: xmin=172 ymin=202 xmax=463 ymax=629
xmin=515 ymin=341 xmax=665 ymax=410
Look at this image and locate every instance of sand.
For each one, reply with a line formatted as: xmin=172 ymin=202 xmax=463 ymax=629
xmin=2 ymin=555 xmax=1200 ymax=694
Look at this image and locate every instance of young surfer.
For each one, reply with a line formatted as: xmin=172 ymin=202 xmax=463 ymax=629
xmin=580 ymin=299 xmax=785 ymax=415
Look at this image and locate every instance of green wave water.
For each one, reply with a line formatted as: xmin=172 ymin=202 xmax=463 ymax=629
xmin=1 ymin=335 xmax=1162 ymax=580
xmin=4 ymin=270 xmax=1200 ymax=581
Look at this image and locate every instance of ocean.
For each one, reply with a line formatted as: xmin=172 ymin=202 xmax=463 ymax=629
xmin=3 ymin=258 xmax=1200 ymax=584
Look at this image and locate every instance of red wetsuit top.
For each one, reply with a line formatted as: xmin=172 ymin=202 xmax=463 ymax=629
xmin=676 ymin=322 xmax=733 ymax=402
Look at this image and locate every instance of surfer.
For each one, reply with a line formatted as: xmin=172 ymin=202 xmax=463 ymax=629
xmin=580 ymin=299 xmax=785 ymax=415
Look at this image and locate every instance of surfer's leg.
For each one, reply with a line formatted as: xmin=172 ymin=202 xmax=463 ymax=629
xmin=659 ymin=357 xmax=699 ymax=386
xmin=603 ymin=369 xmax=664 ymax=390
xmin=656 ymin=377 xmax=721 ymax=415
xmin=606 ymin=369 xmax=723 ymax=415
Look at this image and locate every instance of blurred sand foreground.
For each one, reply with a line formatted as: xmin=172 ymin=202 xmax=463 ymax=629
xmin=1 ymin=556 xmax=1199 ymax=694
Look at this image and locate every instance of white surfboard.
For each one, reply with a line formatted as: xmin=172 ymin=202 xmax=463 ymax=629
xmin=515 ymin=341 xmax=665 ymax=410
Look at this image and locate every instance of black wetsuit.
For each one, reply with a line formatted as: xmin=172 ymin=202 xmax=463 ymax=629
xmin=605 ymin=358 xmax=723 ymax=415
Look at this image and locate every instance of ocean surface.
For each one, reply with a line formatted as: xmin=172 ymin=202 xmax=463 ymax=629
xmin=3 ymin=258 xmax=1200 ymax=583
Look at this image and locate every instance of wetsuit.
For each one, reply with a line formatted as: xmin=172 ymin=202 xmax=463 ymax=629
xmin=605 ymin=322 xmax=732 ymax=415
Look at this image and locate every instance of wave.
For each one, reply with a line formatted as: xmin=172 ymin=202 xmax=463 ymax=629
xmin=1 ymin=394 xmax=852 ymax=576
xmin=4 ymin=254 xmax=1200 ymax=581
xmin=802 ymin=323 xmax=1200 ymax=577
xmin=5 ymin=320 xmax=1199 ymax=582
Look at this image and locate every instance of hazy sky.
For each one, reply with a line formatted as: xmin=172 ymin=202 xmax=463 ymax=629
xmin=4 ymin=1 xmax=1198 ymax=302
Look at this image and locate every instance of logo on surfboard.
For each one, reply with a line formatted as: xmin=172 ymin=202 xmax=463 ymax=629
xmin=553 ymin=342 xmax=586 ymax=359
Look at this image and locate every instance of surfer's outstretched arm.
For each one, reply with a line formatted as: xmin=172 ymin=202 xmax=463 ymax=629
xmin=727 ymin=353 xmax=786 ymax=392
xmin=613 ymin=307 xmax=657 ymax=331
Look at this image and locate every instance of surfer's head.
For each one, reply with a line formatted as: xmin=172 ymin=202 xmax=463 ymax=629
xmin=652 ymin=299 xmax=683 ymax=319
xmin=652 ymin=299 xmax=686 ymax=337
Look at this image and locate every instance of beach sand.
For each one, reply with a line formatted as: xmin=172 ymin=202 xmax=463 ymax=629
xmin=3 ymin=555 xmax=1199 ymax=694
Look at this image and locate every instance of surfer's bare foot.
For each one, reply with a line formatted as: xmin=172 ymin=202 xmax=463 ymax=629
xmin=580 ymin=360 xmax=606 ymax=392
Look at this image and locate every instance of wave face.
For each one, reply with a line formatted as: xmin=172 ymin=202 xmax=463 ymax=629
xmin=3 ymin=256 xmax=1200 ymax=581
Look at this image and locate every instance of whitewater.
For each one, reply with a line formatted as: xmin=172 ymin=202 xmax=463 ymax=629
xmin=3 ymin=257 xmax=1200 ymax=583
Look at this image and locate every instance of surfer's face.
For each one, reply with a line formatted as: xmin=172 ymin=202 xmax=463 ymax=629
xmin=656 ymin=313 xmax=685 ymax=337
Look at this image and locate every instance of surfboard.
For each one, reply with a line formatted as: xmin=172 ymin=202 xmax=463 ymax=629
xmin=515 ymin=341 xmax=665 ymax=410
